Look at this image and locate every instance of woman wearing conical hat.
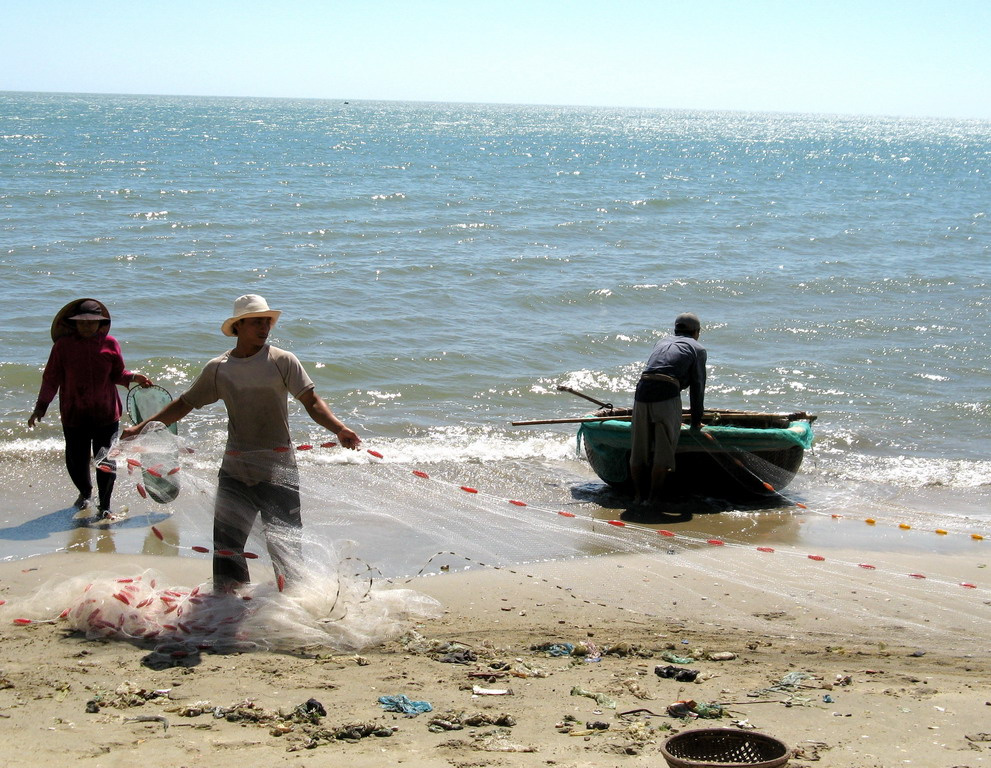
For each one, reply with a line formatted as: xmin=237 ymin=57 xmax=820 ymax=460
xmin=28 ymin=298 xmax=152 ymax=519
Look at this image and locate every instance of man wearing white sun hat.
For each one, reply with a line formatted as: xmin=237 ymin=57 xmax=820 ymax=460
xmin=124 ymin=294 xmax=361 ymax=591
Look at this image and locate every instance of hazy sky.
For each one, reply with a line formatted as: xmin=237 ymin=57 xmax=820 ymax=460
xmin=3 ymin=0 xmax=988 ymax=119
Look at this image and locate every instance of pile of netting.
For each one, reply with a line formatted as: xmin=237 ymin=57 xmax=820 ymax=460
xmin=9 ymin=561 xmax=441 ymax=653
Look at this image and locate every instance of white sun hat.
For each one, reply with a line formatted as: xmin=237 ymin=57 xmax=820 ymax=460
xmin=221 ymin=294 xmax=282 ymax=337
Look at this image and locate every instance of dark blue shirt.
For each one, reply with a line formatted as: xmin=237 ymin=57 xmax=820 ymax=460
xmin=636 ymin=334 xmax=707 ymax=425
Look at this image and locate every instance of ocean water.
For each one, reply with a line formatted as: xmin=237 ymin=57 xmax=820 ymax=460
xmin=1 ymin=91 xmax=989 ymax=567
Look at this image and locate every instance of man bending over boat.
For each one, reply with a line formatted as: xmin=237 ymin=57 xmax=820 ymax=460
xmin=630 ymin=313 xmax=707 ymax=505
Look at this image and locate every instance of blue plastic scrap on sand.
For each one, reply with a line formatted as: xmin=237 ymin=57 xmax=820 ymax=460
xmin=378 ymin=694 xmax=432 ymax=715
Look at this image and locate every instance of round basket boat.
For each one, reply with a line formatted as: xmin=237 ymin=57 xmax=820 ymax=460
xmin=661 ymin=728 xmax=790 ymax=768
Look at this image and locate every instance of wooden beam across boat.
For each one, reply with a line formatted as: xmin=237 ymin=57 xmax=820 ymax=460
xmin=512 ymin=415 xmax=631 ymax=426
xmin=513 ymin=408 xmax=816 ymax=428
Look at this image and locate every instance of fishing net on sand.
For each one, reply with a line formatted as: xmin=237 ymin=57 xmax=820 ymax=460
xmin=4 ymin=418 xmax=990 ymax=657
xmin=3 ymin=423 xmax=442 ymax=653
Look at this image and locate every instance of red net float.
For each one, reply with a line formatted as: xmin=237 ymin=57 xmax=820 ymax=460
xmin=608 ymin=520 xmax=626 ymax=527
xmin=707 ymin=539 xmax=725 ymax=546
xmin=321 ymin=441 xmax=337 ymax=448
xmin=960 ymin=582 xmax=977 ymax=589
xmin=908 ymin=573 xmax=926 ymax=579
xmin=191 ymin=545 xmax=209 ymax=553
xmin=274 ymin=446 xmax=290 ymax=453
xmin=757 ymin=546 xmax=775 ymax=553
xmin=557 ymin=511 xmax=576 ymax=518
xmin=297 ymin=444 xmax=313 ymax=450
xmin=126 ymin=458 xmax=142 ymax=468
xmin=460 ymin=486 xmax=478 ymax=494
xmin=509 ymin=500 xmax=527 ymax=507
xmin=215 ymin=550 xmax=236 ymax=557
xmin=808 ymin=554 xmax=825 ymax=561
xmin=858 ymin=563 xmax=876 ymax=570
xmin=151 ymin=526 xmax=164 ymax=540
xmin=243 ymin=551 xmax=259 ymax=559
xmin=277 ymin=574 xmax=286 ymax=592
xmin=412 ymin=470 xmax=430 ymax=479
xmin=658 ymin=530 xmax=675 ymax=537
xmin=13 ymin=618 xmax=32 ymax=625
xmin=136 ymin=484 xmax=147 ymax=498
xmin=113 ymin=593 xmax=130 ymax=605
xmin=146 ymin=465 xmax=163 ymax=477
xmin=368 ymin=449 xmax=384 ymax=459
xmin=167 ymin=467 xmax=181 ymax=475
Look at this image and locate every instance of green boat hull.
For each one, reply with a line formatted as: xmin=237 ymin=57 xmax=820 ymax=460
xmin=578 ymin=419 xmax=814 ymax=500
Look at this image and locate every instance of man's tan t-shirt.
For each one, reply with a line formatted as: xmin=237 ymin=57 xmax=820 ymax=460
xmin=180 ymin=345 xmax=314 ymax=485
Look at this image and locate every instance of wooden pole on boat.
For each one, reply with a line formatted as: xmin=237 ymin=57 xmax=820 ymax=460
xmin=512 ymin=415 xmax=631 ymax=426
xmin=556 ymin=384 xmax=614 ymax=409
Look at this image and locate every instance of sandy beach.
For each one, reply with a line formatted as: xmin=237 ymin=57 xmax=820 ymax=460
xmin=1 ymin=544 xmax=989 ymax=768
